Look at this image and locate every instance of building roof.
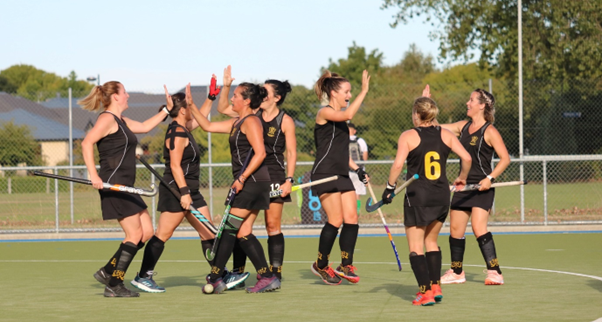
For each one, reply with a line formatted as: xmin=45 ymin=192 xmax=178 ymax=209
xmin=0 ymin=109 xmax=86 ymax=141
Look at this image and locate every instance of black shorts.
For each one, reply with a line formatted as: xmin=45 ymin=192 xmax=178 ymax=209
xmin=450 ymin=188 xmax=495 ymax=211
xmin=267 ymin=165 xmax=292 ymax=203
xmin=311 ymin=173 xmax=355 ymax=196
xmin=232 ymin=181 xmax=270 ymax=211
xmin=99 ymin=190 xmax=147 ymax=220
xmin=157 ymin=183 xmax=207 ymax=213
xmin=403 ymin=205 xmax=449 ymax=227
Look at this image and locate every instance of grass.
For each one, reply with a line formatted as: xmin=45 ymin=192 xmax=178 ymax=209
xmin=1 ymin=181 xmax=602 ymax=230
xmin=0 ymin=233 xmax=601 ymax=321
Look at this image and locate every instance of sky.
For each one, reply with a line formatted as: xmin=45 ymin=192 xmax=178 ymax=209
xmin=0 ymin=0 xmax=443 ymax=94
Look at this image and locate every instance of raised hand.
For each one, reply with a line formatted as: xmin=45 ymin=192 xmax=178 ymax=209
xmin=422 ymin=84 xmax=431 ymax=98
xmin=208 ymin=74 xmax=221 ymax=100
xmin=185 ymin=83 xmax=195 ymax=107
xmin=361 ymin=69 xmax=371 ymax=93
xmin=223 ymin=65 xmax=235 ymax=87
xmin=164 ymin=85 xmax=173 ymax=111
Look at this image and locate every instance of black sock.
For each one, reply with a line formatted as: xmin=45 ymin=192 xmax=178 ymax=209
xmin=409 ymin=252 xmax=431 ymax=293
xmin=449 ymin=236 xmax=466 ymax=274
xmin=201 ymin=239 xmax=215 ymax=268
xmin=209 ymin=229 xmax=237 ymax=282
xmin=137 ymin=241 xmax=145 ymax=250
xmin=425 ymin=249 xmax=442 ymax=286
xmin=477 ymin=232 xmax=501 ymax=274
xmin=232 ymin=239 xmax=247 ymax=273
xmin=239 ymin=234 xmax=271 ymax=278
xmin=317 ymin=222 xmax=339 ymax=269
xmin=109 ymin=242 xmax=138 ymax=287
xmin=268 ymin=233 xmax=285 ymax=279
xmin=103 ymin=243 xmax=123 ymax=275
xmin=339 ymin=223 xmax=359 ymax=267
xmin=139 ymin=236 xmax=165 ymax=278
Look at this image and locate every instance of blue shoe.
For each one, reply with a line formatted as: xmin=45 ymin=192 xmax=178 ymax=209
xmin=245 ymin=275 xmax=281 ymax=293
xmin=130 ymin=273 xmax=165 ymax=293
xmin=224 ymin=271 xmax=250 ymax=290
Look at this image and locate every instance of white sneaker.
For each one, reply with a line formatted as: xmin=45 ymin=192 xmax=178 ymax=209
xmin=484 ymin=269 xmax=504 ymax=285
xmin=440 ymin=269 xmax=466 ymax=284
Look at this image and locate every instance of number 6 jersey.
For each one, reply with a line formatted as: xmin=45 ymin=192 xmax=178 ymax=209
xmin=405 ymin=126 xmax=451 ymax=207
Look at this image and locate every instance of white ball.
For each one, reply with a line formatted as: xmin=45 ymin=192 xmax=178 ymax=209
xmin=203 ymin=284 xmax=214 ymax=294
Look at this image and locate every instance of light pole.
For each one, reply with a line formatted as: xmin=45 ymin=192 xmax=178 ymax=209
xmin=86 ymin=74 xmax=100 ymax=86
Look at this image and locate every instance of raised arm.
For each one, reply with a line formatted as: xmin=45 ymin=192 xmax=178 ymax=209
xmin=217 ymin=65 xmax=238 ymax=118
xmin=186 ymin=80 xmax=218 ymax=131
xmin=189 ymin=100 xmax=235 ymax=134
xmin=122 ymin=85 xmax=171 ymax=133
xmin=317 ymin=70 xmax=370 ymax=123
xmin=421 ymin=84 xmax=465 ymax=135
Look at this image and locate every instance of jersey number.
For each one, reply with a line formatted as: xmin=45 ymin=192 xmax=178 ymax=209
xmin=424 ymin=151 xmax=441 ymax=180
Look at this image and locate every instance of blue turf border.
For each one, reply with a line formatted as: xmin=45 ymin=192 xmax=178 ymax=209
xmin=0 ymin=230 xmax=600 ymax=243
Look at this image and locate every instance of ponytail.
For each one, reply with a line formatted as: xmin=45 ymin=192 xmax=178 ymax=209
xmin=314 ymin=70 xmax=348 ymax=102
xmin=78 ymin=81 xmax=121 ymax=112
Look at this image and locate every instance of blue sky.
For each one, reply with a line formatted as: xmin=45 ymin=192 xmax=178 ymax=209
xmin=0 ymin=0 xmax=442 ymax=93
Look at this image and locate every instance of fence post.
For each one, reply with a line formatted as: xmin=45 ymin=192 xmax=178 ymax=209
xmin=543 ymin=160 xmax=548 ymax=225
xmin=55 ymin=168 xmax=59 ymax=234
xmin=69 ymin=87 xmax=74 ymax=224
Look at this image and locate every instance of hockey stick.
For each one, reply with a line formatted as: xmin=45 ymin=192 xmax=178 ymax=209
xmin=367 ymin=182 xmax=402 ymax=271
xmin=136 ymin=155 xmax=217 ymax=235
xmin=268 ymin=175 xmax=338 ymax=198
xmin=365 ymin=174 xmax=419 ymax=213
xmin=450 ymin=180 xmax=526 ymax=192
xmin=33 ymin=171 xmax=157 ymax=196
xmin=206 ymin=148 xmax=254 ymax=261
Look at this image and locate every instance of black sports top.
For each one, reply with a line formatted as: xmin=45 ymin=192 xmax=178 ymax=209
xmin=458 ymin=121 xmax=494 ymax=184
xmin=97 ymin=112 xmax=138 ymax=186
xmin=257 ymin=109 xmax=287 ymax=170
xmin=162 ymin=121 xmax=201 ymax=190
xmin=311 ymin=107 xmax=349 ymax=175
xmin=229 ymin=115 xmax=270 ymax=182
xmin=405 ymin=126 xmax=451 ymax=207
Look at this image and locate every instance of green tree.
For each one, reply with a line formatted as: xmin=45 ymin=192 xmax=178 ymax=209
xmin=0 ymin=121 xmax=42 ymax=166
xmin=322 ymin=41 xmax=385 ymax=85
xmin=381 ymin=0 xmax=602 ymax=82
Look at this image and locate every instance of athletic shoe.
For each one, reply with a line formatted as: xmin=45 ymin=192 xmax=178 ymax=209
xmin=130 ymin=273 xmax=165 ymax=293
xmin=93 ymin=267 xmax=111 ymax=287
xmin=206 ymin=277 xmax=228 ymax=294
xmin=224 ymin=271 xmax=250 ymax=290
xmin=334 ymin=265 xmax=360 ymax=283
xmin=440 ymin=269 xmax=466 ymax=284
xmin=311 ymin=262 xmax=342 ymax=285
xmin=412 ymin=290 xmax=436 ymax=306
xmin=104 ymin=283 xmax=140 ymax=297
xmin=431 ymin=284 xmax=443 ymax=302
xmin=245 ymin=275 xmax=281 ymax=293
xmin=484 ymin=269 xmax=504 ymax=285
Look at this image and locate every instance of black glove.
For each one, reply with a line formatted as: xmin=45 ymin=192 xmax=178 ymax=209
xmin=354 ymin=167 xmax=369 ymax=184
xmin=382 ymin=182 xmax=396 ymax=204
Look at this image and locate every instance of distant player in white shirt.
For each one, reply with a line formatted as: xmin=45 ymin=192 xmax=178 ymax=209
xmin=348 ymin=123 xmax=368 ymax=212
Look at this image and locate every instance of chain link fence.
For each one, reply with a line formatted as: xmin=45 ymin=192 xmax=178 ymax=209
xmin=1 ymin=79 xmax=602 ymax=233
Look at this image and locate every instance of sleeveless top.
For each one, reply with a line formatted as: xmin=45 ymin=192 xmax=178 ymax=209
xmin=257 ymin=109 xmax=287 ymax=170
xmin=311 ymin=107 xmax=349 ymax=175
xmin=229 ymin=114 xmax=270 ymax=182
xmin=458 ymin=121 xmax=494 ymax=184
xmin=162 ymin=121 xmax=201 ymax=190
xmin=405 ymin=126 xmax=451 ymax=207
xmin=97 ymin=112 xmax=138 ymax=186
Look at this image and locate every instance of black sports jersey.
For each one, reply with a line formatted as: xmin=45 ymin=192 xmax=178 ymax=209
xmin=229 ymin=115 xmax=270 ymax=182
xmin=162 ymin=121 xmax=201 ymax=190
xmin=97 ymin=112 xmax=138 ymax=186
xmin=311 ymin=107 xmax=349 ymax=176
xmin=257 ymin=109 xmax=286 ymax=170
xmin=458 ymin=121 xmax=494 ymax=184
xmin=405 ymin=126 xmax=451 ymax=207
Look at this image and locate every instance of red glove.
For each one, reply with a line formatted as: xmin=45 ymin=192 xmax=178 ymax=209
xmin=208 ymin=77 xmax=221 ymax=100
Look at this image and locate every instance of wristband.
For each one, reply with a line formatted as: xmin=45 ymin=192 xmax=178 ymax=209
xmin=486 ymin=175 xmax=495 ymax=182
xmin=285 ymin=177 xmax=294 ymax=184
xmin=162 ymin=106 xmax=170 ymax=115
xmin=237 ymin=175 xmax=246 ymax=184
xmin=386 ymin=182 xmax=396 ymax=190
xmin=179 ymin=186 xmax=190 ymax=195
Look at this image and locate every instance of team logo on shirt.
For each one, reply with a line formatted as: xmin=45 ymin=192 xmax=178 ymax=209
xmin=470 ymin=136 xmax=478 ymax=146
xmin=267 ymin=126 xmax=277 ymax=137
xmin=230 ymin=127 xmax=237 ymax=137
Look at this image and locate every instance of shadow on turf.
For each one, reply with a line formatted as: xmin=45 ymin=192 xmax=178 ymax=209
xmin=587 ymin=279 xmax=602 ymax=293
xmin=159 ymin=275 xmax=204 ymax=288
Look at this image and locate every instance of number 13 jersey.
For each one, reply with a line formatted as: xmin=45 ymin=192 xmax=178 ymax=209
xmin=405 ymin=126 xmax=451 ymax=207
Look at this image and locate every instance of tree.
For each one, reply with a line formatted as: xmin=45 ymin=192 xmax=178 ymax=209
xmin=381 ymin=0 xmax=602 ymax=82
xmin=0 ymin=121 xmax=42 ymax=166
xmin=0 ymin=64 xmax=94 ymax=101
xmin=322 ymin=41 xmax=386 ymax=85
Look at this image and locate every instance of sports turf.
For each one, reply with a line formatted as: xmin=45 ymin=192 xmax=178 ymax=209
xmin=0 ymin=233 xmax=601 ymax=321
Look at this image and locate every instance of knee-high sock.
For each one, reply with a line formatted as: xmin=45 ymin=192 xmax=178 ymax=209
xmin=109 ymin=242 xmax=138 ymax=287
xmin=339 ymin=223 xmax=359 ymax=266
xmin=232 ymin=238 xmax=248 ymax=273
xmin=449 ymin=236 xmax=466 ymax=274
xmin=425 ymin=249 xmax=442 ymax=286
xmin=201 ymin=239 xmax=215 ymax=268
xmin=317 ymin=222 xmax=339 ymax=269
xmin=409 ymin=252 xmax=431 ymax=293
xmin=268 ymin=233 xmax=285 ymax=278
xmin=239 ymin=234 xmax=271 ymax=278
xmin=477 ymin=232 xmax=501 ymax=274
xmin=103 ymin=243 xmax=123 ymax=275
xmin=208 ymin=229 xmax=237 ymax=282
xmin=139 ymin=236 xmax=165 ymax=278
